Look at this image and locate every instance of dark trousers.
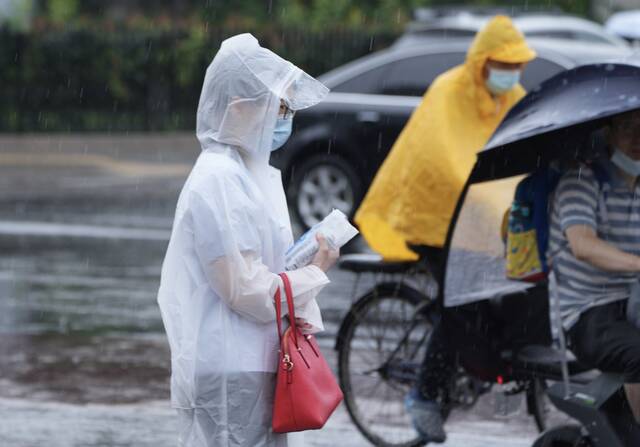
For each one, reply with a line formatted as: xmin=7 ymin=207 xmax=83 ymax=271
xmin=416 ymin=320 xmax=456 ymax=400
xmin=416 ymin=302 xmax=504 ymax=400
xmin=409 ymin=245 xmax=453 ymax=400
xmin=569 ymin=300 xmax=640 ymax=383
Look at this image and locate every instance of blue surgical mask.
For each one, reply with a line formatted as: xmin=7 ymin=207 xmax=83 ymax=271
xmin=611 ymin=148 xmax=640 ymax=177
xmin=271 ymin=116 xmax=293 ymax=151
xmin=486 ymin=68 xmax=521 ymax=95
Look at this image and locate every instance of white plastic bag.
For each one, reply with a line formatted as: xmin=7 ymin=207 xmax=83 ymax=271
xmin=285 ymin=209 xmax=358 ymax=270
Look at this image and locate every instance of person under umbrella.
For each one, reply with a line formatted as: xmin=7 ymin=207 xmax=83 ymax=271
xmin=550 ymin=110 xmax=640 ymax=426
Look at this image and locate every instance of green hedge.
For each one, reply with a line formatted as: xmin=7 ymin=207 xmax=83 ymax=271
xmin=0 ymin=26 xmax=397 ymax=132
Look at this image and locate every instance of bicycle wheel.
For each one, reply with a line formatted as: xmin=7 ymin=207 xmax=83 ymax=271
xmin=337 ymin=283 xmax=437 ymax=447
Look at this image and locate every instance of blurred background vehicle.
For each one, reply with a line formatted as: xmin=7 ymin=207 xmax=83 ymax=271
xmin=272 ymin=36 xmax=634 ymax=230
xmin=397 ymin=8 xmax=629 ymax=48
xmin=606 ymin=9 xmax=640 ymax=43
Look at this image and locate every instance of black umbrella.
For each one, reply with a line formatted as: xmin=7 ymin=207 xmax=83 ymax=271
xmin=473 ymin=62 xmax=640 ymax=182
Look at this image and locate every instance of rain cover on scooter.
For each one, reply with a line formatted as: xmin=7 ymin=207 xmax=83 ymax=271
xmin=444 ymin=176 xmax=534 ymax=308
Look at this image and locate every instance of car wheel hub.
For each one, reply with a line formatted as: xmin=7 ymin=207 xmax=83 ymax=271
xmin=297 ymin=164 xmax=354 ymax=228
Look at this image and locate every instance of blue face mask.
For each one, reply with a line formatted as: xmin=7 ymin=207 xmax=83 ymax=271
xmin=271 ymin=117 xmax=293 ymax=151
xmin=486 ymin=68 xmax=521 ymax=95
xmin=611 ymin=148 xmax=640 ymax=177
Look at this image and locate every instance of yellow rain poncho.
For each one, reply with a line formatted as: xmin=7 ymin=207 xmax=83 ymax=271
xmin=355 ymin=15 xmax=536 ymax=260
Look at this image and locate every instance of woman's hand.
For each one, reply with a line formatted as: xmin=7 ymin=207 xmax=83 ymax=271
xmin=311 ymin=233 xmax=340 ymax=272
xmin=295 ymin=318 xmax=314 ymax=334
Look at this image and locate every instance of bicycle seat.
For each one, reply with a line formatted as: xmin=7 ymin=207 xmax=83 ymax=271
xmin=515 ymin=344 xmax=593 ymax=379
xmin=518 ymin=345 xmax=577 ymax=364
xmin=338 ymin=253 xmax=421 ymax=274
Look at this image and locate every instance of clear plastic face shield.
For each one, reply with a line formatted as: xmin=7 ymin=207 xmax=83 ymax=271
xmin=196 ymin=33 xmax=328 ymax=161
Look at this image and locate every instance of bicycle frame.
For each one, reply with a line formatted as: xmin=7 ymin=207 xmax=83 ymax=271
xmin=379 ymin=300 xmax=436 ymax=384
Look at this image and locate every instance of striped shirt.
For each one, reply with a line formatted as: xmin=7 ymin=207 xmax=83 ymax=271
xmin=548 ymin=160 xmax=640 ymax=329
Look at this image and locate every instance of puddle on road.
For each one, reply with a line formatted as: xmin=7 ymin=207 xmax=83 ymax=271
xmin=0 ymin=333 xmax=170 ymax=404
xmin=0 ymin=228 xmax=363 ymax=406
xmin=0 ymin=235 xmax=167 ymax=334
xmin=0 ymin=233 xmax=171 ymax=404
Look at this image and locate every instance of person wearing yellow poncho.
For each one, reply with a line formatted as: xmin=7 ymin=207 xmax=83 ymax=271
xmin=383 ymin=16 xmax=537 ymax=445
xmin=355 ymin=15 xmax=536 ymax=262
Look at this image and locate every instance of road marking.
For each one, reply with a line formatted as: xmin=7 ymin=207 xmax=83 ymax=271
xmin=0 ymin=221 xmax=170 ymax=241
xmin=0 ymin=152 xmax=190 ymax=178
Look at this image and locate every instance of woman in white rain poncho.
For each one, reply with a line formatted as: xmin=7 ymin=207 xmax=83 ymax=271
xmin=157 ymin=34 xmax=337 ymax=447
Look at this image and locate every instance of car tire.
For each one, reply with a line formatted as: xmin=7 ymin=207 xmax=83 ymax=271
xmin=288 ymin=153 xmax=363 ymax=230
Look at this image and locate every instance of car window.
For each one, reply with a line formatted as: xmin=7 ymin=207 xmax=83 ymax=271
xmin=333 ymin=53 xmax=566 ymax=97
xmin=414 ymin=29 xmax=477 ymax=39
xmin=527 ymin=30 xmax=612 ymax=46
xmin=520 ymin=58 xmax=566 ymax=91
xmin=382 ymin=52 xmax=466 ymax=96
xmin=526 ymin=30 xmax=574 ymax=40
xmin=331 ymin=65 xmax=391 ymax=94
xmin=573 ymin=31 xmax=615 ymax=45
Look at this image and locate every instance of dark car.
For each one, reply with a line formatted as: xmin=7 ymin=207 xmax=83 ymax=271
xmin=271 ymin=37 xmax=632 ymax=230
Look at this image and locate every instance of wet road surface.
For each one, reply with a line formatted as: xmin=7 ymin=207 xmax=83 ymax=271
xmin=0 ymin=134 xmax=555 ymax=446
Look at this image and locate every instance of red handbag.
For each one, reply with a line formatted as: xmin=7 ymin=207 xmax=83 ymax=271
xmin=272 ymin=272 xmax=343 ymax=433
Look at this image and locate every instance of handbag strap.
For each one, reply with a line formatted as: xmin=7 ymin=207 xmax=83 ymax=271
xmin=279 ymin=273 xmax=297 ymax=325
xmin=274 ymin=286 xmax=283 ymax=342
xmin=274 ymin=272 xmax=299 ymax=349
